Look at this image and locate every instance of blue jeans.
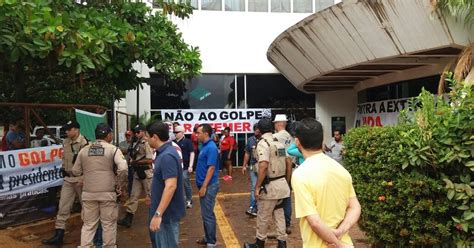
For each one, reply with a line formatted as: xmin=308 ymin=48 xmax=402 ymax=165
xmin=93 ymin=223 xmax=102 ymax=248
xmin=282 ymin=195 xmax=292 ymax=227
xmin=183 ymin=170 xmax=193 ymax=202
xmin=249 ymin=170 xmax=257 ymax=209
xmin=149 ymin=220 xmax=180 ymax=248
xmin=199 ymin=183 xmax=219 ymax=246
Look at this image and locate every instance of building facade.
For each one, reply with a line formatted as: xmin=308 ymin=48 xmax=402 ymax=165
xmin=120 ymin=0 xmax=339 ymax=163
xmin=268 ymin=0 xmax=473 ymax=142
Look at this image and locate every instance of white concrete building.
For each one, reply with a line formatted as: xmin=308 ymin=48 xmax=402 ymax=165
xmin=118 ymin=0 xmax=340 ymax=154
xmin=118 ymin=0 xmax=473 ymax=150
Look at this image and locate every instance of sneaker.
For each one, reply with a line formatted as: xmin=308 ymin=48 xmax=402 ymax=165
xmin=250 ymin=207 xmax=258 ymax=217
xmin=196 ymin=238 xmax=207 ymax=245
xmin=223 ymin=175 xmax=232 ymax=181
xmin=245 ymin=207 xmax=253 ymax=216
xmin=286 ymin=227 xmax=292 ymax=234
xmin=186 ymin=201 xmax=193 ymax=209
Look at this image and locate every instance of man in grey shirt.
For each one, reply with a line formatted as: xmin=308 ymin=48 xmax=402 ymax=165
xmin=324 ymin=129 xmax=344 ymax=164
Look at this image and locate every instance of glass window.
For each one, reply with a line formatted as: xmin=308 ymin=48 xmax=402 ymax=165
xmin=293 ymin=0 xmax=312 ymax=13
xmin=150 ymin=74 xmax=238 ymax=109
xmin=187 ymin=74 xmax=236 ymax=108
xmin=225 ymin=0 xmax=245 ymax=11
xmin=248 ymin=0 xmax=268 ymax=12
xmin=246 ymin=74 xmax=315 ymax=108
xmin=190 ymin=0 xmax=198 ymax=9
xmin=202 ymin=0 xmax=222 ymax=10
xmin=271 ymin=0 xmax=290 ymax=12
xmin=150 ymin=76 xmax=190 ymax=109
xmin=357 ymin=75 xmax=439 ymax=103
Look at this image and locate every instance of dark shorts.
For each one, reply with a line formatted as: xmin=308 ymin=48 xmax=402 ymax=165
xmin=221 ymin=150 xmax=236 ymax=165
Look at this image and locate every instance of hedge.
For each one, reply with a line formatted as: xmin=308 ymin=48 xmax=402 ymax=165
xmin=344 ymin=80 xmax=473 ymax=247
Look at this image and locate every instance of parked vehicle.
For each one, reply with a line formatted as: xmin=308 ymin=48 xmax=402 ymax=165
xmin=30 ymin=125 xmax=66 ymax=143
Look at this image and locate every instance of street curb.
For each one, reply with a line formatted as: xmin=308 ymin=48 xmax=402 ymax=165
xmin=6 ymin=214 xmax=81 ymax=240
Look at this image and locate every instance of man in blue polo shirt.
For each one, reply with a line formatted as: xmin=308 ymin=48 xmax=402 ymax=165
xmin=146 ymin=121 xmax=185 ymax=248
xmin=195 ymin=124 xmax=219 ymax=247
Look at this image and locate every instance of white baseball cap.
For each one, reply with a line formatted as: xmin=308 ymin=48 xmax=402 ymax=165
xmin=273 ymin=114 xmax=288 ymax=123
xmin=174 ymin=126 xmax=185 ymax=133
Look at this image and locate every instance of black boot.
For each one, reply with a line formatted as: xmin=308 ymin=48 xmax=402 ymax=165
xmin=277 ymin=240 xmax=286 ymax=248
xmin=243 ymin=238 xmax=265 ymax=248
xmin=117 ymin=212 xmax=133 ymax=228
xmin=41 ymin=229 xmax=65 ymax=246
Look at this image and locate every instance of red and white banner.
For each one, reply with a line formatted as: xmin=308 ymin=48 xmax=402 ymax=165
xmin=354 ymin=98 xmax=409 ymax=127
xmin=161 ymin=109 xmax=271 ymax=134
xmin=0 ymin=145 xmax=64 ymax=228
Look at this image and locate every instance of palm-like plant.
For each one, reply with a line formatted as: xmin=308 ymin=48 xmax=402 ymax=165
xmin=431 ymin=0 xmax=474 ymax=27
xmin=431 ymin=1 xmax=474 ymax=93
xmin=130 ymin=112 xmax=161 ymax=127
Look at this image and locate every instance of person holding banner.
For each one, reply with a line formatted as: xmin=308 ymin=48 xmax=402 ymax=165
xmin=42 ymin=120 xmax=89 ymax=246
xmin=71 ymin=123 xmax=128 ymax=248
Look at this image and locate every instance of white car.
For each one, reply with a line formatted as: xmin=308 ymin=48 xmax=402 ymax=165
xmin=30 ymin=126 xmax=66 ymax=144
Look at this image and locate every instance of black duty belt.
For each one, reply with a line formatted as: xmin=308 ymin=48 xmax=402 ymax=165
xmin=268 ymin=175 xmax=286 ymax=181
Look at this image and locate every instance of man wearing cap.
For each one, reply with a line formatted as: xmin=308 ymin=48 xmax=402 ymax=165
xmin=42 ymin=120 xmax=89 ymax=246
xmin=173 ymin=125 xmax=195 ymax=208
xmin=72 ymin=123 xmax=128 ymax=248
xmin=273 ymin=114 xmax=294 ymax=234
xmin=118 ymin=123 xmax=154 ymax=228
xmin=244 ymin=118 xmax=290 ymax=248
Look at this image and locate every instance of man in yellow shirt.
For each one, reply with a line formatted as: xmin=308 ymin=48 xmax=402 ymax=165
xmin=291 ymin=118 xmax=361 ymax=248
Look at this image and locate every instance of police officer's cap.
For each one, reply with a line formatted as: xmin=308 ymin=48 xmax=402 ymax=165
xmin=257 ymin=118 xmax=273 ymax=134
xmin=133 ymin=123 xmax=146 ymax=133
xmin=95 ymin=123 xmax=112 ymax=136
xmin=63 ymin=120 xmax=80 ymax=130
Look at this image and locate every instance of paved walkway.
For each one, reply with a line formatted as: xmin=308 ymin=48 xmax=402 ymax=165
xmin=3 ymin=169 xmax=369 ymax=247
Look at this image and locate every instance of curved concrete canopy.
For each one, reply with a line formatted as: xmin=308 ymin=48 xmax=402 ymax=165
xmin=267 ymin=0 xmax=474 ymax=93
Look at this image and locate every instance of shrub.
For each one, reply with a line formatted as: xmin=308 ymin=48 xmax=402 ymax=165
xmin=344 ymin=79 xmax=473 ymax=247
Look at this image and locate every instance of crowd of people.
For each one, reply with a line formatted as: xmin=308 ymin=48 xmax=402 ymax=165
xmin=2 ymin=112 xmax=359 ymax=248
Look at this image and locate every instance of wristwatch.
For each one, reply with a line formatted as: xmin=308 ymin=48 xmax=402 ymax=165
xmin=154 ymin=211 xmax=161 ymax=218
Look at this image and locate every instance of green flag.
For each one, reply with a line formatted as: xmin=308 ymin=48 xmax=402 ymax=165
xmin=75 ymin=109 xmax=107 ymax=141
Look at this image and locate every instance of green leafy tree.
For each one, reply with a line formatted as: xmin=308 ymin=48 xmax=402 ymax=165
xmin=0 ymin=0 xmax=201 ymax=123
